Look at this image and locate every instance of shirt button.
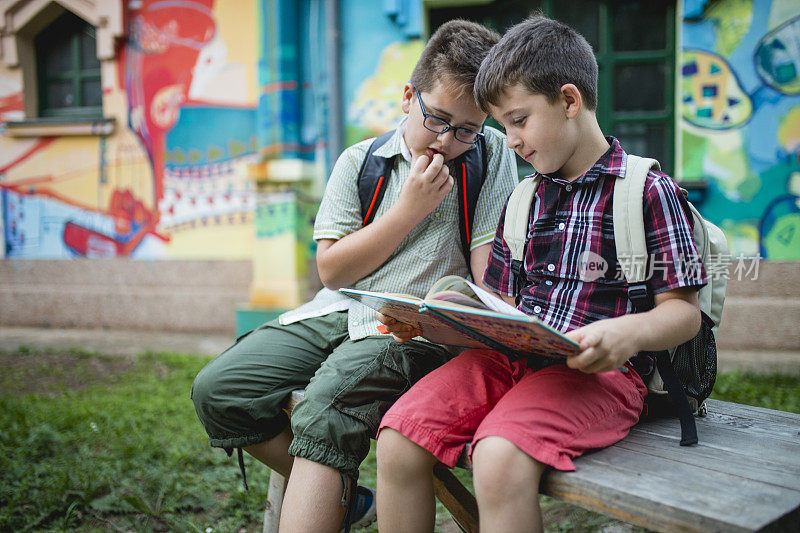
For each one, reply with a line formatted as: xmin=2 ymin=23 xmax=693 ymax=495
xmin=545 ymin=280 xmax=554 ymax=286
xmin=353 ymin=321 xmax=359 ymax=326
xmin=533 ymin=305 xmax=542 ymax=314
xmin=547 ymin=264 xmax=555 ymax=272
xmin=558 ymin=222 xmax=566 ymax=230
xmin=565 ymin=184 xmax=573 ymax=192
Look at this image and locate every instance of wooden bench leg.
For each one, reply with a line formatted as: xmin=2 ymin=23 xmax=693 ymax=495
xmin=433 ymin=463 xmax=479 ymax=533
xmin=263 ymin=470 xmax=287 ymax=533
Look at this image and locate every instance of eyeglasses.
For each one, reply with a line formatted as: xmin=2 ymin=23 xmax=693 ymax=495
xmin=412 ymin=83 xmax=484 ymax=144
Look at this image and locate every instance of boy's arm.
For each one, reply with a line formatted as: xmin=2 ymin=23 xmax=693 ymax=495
xmin=469 ymin=243 xmax=492 ymax=291
xmin=318 ymin=153 xmax=453 ymax=289
xmin=565 ymin=287 xmax=701 ymax=374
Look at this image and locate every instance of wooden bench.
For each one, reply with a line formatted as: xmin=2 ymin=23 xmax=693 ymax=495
xmin=263 ymin=391 xmax=800 ymax=533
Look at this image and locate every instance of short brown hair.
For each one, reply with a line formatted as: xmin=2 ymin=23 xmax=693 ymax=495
xmin=474 ymin=15 xmax=598 ymax=112
xmin=410 ymin=19 xmax=501 ymax=99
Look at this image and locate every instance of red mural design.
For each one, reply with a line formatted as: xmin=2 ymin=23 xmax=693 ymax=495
xmin=3 ymin=1 xmax=230 ymax=258
xmin=0 ymin=91 xmax=23 ymax=121
xmin=117 ymin=0 xmax=216 ymax=220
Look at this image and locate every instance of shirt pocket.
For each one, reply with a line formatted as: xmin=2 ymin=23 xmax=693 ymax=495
xmin=405 ymin=209 xmax=454 ymax=259
xmin=552 ymin=213 xmax=622 ymax=284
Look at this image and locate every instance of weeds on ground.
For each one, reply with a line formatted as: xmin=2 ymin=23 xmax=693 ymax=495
xmin=0 ymin=349 xmax=268 ymax=532
xmin=0 ymin=348 xmax=797 ymax=532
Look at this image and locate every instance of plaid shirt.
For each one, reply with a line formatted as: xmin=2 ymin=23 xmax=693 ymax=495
xmin=280 ymin=118 xmax=518 ymax=340
xmin=484 ymin=137 xmax=707 ymax=341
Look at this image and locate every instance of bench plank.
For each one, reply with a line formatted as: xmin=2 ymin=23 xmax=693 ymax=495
xmin=540 ymin=400 xmax=800 ymax=532
xmin=636 ymin=401 xmax=800 ymax=446
xmin=550 ymin=444 xmax=800 ymax=532
xmin=711 ymin=400 xmax=800 ymax=426
xmin=615 ymin=434 xmax=800 ymax=491
xmin=632 ymin=417 xmax=800 ymax=468
xmin=432 ymin=464 xmax=479 ymax=532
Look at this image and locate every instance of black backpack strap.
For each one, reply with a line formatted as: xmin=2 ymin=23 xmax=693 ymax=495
xmin=654 ymin=350 xmax=699 ymax=446
xmin=452 ymin=136 xmax=487 ymax=265
xmin=512 ymin=259 xmax=525 ymax=306
xmin=358 ymin=131 xmax=487 ymax=267
xmin=627 ymin=281 xmax=654 ymax=313
xmin=358 ymin=130 xmax=396 ymax=226
xmin=628 ymin=278 xmax=698 ymax=446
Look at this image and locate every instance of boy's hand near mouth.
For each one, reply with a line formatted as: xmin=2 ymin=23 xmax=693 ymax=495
xmin=397 ymin=152 xmax=454 ymax=224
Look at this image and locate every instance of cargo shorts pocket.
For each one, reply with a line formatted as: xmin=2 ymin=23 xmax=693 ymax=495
xmin=332 ymin=344 xmax=415 ymax=431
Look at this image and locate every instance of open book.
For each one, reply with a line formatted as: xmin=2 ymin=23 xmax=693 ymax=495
xmin=340 ymin=275 xmax=579 ymax=360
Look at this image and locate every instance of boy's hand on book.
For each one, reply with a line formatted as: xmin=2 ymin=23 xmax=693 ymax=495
xmin=376 ymin=312 xmax=423 ymax=343
xmin=565 ymin=317 xmax=638 ymax=374
xmin=397 ymin=153 xmax=454 ymax=222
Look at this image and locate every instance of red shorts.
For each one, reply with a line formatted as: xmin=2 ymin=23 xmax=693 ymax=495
xmin=379 ymin=349 xmax=647 ymax=471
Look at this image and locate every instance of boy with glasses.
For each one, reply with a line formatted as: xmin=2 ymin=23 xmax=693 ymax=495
xmin=191 ymin=19 xmax=517 ymax=532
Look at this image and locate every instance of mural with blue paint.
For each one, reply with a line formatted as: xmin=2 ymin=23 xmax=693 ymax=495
xmin=160 ymin=105 xmax=257 ymax=247
xmin=257 ymin=0 xmax=331 ymax=163
xmin=681 ymin=0 xmax=800 ymax=259
xmin=342 ymin=0 xmax=423 ymax=145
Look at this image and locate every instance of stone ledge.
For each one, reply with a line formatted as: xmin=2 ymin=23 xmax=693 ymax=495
xmin=0 ymin=259 xmax=251 ymax=333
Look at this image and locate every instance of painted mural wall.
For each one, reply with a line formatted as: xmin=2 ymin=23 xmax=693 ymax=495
xmin=0 ymin=0 xmax=259 ymax=260
xmin=6 ymin=0 xmax=797 ymax=265
xmin=245 ymin=0 xmax=426 ymax=308
xmin=342 ymin=0 xmax=424 ymax=146
xmin=681 ymin=0 xmax=800 ymax=259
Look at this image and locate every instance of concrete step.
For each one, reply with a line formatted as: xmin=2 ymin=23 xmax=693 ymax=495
xmin=723 ymin=262 xmax=800 ymax=298
xmin=0 ymin=258 xmax=252 ymax=287
xmin=0 ymin=259 xmax=251 ymax=333
xmin=715 ymin=262 xmax=800 ymax=352
xmin=717 ymin=296 xmax=800 ymax=351
xmin=0 ymin=326 xmax=232 ymax=357
xmin=718 ymin=349 xmax=800 ymax=374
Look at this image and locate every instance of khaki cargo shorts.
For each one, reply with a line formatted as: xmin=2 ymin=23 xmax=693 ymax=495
xmin=191 ymin=311 xmax=451 ymax=477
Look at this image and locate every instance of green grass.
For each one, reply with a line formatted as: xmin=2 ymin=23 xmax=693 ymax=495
xmin=0 ymin=349 xmax=268 ymax=532
xmin=710 ymin=370 xmax=800 ymax=413
xmin=0 ymin=348 xmax=797 ymax=532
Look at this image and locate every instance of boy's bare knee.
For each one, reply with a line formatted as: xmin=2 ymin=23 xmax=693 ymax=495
xmin=377 ymin=428 xmax=436 ymax=479
xmin=243 ymin=427 xmax=294 ymax=477
xmin=472 ymin=436 xmax=544 ymax=498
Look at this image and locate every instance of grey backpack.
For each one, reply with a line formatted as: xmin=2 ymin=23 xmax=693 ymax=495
xmin=503 ymin=155 xmax=729 ymax=445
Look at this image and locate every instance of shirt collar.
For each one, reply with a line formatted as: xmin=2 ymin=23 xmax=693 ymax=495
xmin=373 ymin=116 xmax=412 ymax=163
xmin=535 ymin=136 xmax=625 ymax=185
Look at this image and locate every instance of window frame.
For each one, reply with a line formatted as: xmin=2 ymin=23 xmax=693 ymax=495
xmin=595 ymin=2 xmax=676 ymax=175
xmin=34 ymin=10 xmax=103 ymax=120
xmin=540 ymin=0 xmax=676 ymax=174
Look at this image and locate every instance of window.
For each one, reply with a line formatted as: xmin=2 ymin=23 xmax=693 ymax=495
xmin=551 ymin=0 xmax=676 ymax=175
xmin=35 ymin=10 xmax=102 ymax=119
xmin=429 ymin=0 xmax=676 ymax=175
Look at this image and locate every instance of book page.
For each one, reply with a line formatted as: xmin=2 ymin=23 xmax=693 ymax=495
xmin=425 ymin=290 xmax=486 ymax=309
xmin=463 ymin=279 xmax=526 ymax=316
xmin=426 ymin=276 xmax=484 ymax=307
xmin=425 ymin=275 xmax=523 ymax=315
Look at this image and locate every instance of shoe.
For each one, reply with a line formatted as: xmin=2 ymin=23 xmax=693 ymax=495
xmin=345 ymin=485 xmax=376 ymax=531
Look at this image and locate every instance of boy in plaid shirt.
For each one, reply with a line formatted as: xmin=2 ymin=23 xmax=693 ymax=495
xmin=376 ymin=16 xmax=707 ymax=532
